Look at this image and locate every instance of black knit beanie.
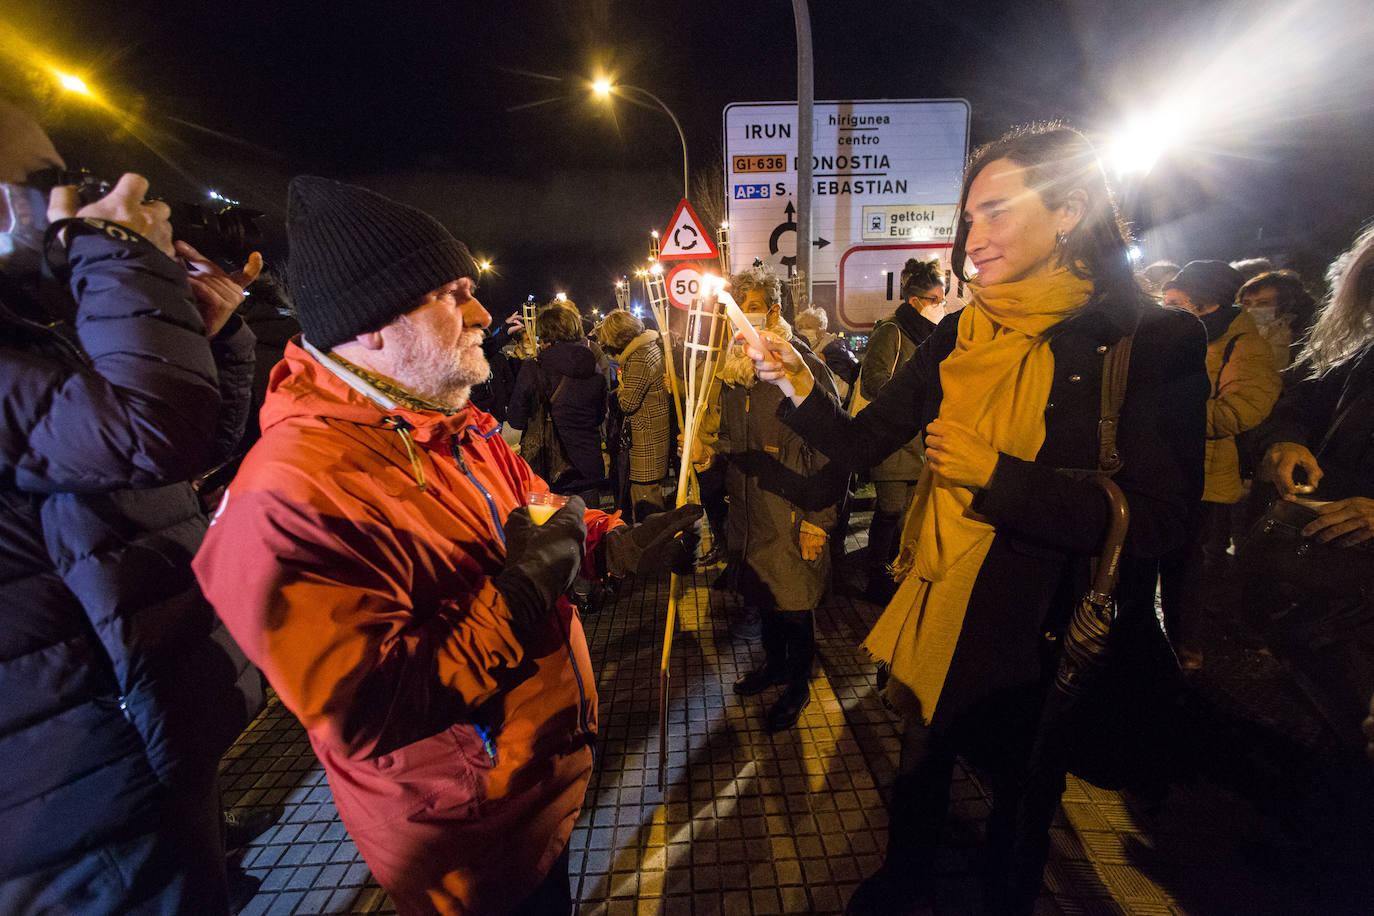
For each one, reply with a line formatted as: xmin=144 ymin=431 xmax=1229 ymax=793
xmin=286 ymin=176 xmax=478 ymax=350
xmin=1163 ymin=260 xmax=1244 ymax=309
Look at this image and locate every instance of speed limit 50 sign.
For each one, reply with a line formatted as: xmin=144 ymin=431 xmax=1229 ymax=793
xmin=666 ymin=264 xmax=711 ymax=310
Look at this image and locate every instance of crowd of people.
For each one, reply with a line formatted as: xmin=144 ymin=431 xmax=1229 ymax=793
xmin=2 ymin=80 xmax=1371 ymax=916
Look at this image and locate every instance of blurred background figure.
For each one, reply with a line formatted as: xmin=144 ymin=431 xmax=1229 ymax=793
xmin=508 ymin=301 xmax=608 ymax=505
xmin=1238 ymin=270 xmax=1318 ymax=372
xmin=1230 ymin=256 xmax=1276 ymax=282
xmin=1159 ymin=260 xmax=1281 ymax=668
xmin=794 ymin=305 xmax=860 ymax=406
xmin=860 ymin=256 xmax=949 ymax=605
xmin=597 ymin=309 xmax=672 ymax=521
xmin=1135 ymin=259 xmax=1181 ymax=301
xmin=1247 ymin=222 xmax=1374 ymax=752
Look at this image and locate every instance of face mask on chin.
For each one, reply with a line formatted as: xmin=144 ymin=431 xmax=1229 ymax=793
xmin=1246 ymin=306 xmax=1278 ymax=328
xmin=0 ymin=182 xmax=49 ymax=277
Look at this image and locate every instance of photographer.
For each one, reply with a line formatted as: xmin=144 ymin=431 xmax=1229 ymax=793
xmin=0 ymin=95 xmax=260 ymax=913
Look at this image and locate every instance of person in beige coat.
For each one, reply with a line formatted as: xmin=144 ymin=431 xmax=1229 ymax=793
xmin=1159 ymin=260 xmax=1281 ymax=667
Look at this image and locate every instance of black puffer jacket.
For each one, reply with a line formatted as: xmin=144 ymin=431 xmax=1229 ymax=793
xmin=0 ymin=225 xmax=255 ymax=879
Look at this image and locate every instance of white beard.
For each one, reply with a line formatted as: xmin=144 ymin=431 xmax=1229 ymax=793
xmin=387 ymin=324 xmax=489 ymax=409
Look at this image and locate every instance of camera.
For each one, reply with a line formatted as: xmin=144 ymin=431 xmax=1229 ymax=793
xmin=26 ymin=167 xmax=264 ymax=264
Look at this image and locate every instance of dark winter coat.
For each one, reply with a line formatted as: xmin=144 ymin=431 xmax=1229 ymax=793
xmin=508 ymin=340 xmax=607 ymax=493
xmin=1256 ymin=341 xmax=1374 ymax=500
xmin=785 ymin=297 xmax=1207 ymax=726
xmin=861 ymin=302 xmax=940 ymax=482
xmin=0 ymin=226 xmax=255 ymax=880
xmin=718 ymin=346 xmax=844 ymax=612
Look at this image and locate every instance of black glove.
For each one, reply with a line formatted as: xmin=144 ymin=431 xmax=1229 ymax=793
xmin=494 ymin=495 xmax=587 ymax=637
xmin=603 ymin=503 xmax=704 ymax=579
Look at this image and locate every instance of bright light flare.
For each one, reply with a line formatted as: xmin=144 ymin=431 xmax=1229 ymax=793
xmin=55 ymin=71 xmax=90 ymax=94
xmin=649 ymin=264 xmax=663 ymax=276
xmin=555 ymin=291 xmax=567 ymax=301
xmin=592 ymin=78 xmax=612 ymax=97
xmin=478 ymin=259 xmax=492 ymax=272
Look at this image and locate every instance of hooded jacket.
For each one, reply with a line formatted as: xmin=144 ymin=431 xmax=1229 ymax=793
xmin=0 ymin=227 xmax=254 ymax=881
xmin=1198 ymin=306 xmax=1281 ymax=503
xmin=508 ymin=340 xmax=607 ymax=492
xmin=194 ymin=340 xmax=622 ymax=914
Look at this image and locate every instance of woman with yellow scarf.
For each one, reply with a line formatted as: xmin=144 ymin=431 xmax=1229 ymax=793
xmin=747 ymin=125 xmax=1208 ymax=915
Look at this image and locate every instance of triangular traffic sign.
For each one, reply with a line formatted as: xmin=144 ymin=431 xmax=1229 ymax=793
xmin=656 ymin=198 xmax=720 ymax=261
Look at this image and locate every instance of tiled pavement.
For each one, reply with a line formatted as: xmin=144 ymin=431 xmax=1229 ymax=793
xmin=221 ymin=511 xmax=1372 ymax=915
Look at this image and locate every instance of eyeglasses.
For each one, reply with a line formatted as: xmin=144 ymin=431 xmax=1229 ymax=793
xmin=913 ymin=294 xmax=945 ymax=306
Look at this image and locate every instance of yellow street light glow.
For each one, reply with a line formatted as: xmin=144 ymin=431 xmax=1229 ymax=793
xmin=478 ymin=259 xmax=492 ymax=272
xmin=651 ymin=230 xmax=659 ymax=238
xmin=592 ymin=78 xmax=612 ymax=97
xmin=649 ymin=264 xmax=663 ymax=276
xmin=555 ymin=292 xmax=567 ymax=301
xmin=56 ymin=71 xmax=90 ymax=95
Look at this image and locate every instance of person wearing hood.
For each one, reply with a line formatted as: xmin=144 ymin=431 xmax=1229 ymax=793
xmin=1160 ymin=260 xmax=1281 ymax=667
xmin=508 ymin=301 xmax=609 ymax=503
xmin=859 ymin=256 xmax=953 ymax=604
xmin=193 ymin=176 xmax=700 ymax=915
xmin=695 ymin=264 xmax=844 ymax=731
xmin=597 ymin=309 xmax=672 ymax=520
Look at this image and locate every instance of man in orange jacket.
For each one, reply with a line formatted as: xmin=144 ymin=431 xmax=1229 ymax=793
xmin=195 ymin=177 xmax=696 ymax=914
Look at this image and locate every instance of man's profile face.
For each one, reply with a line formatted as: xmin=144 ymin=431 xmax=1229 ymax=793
xmin=384 ymin=276 xmax=492 ymax=408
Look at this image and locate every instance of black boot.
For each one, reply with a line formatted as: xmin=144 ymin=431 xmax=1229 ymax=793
xmin=764 ymin=610 xmax=815 ymax=731
xmin=848 ymin=729 xmax=956 ymax=915
xmin=735 ymin=609 xmax=788 ymax=694
xmin=765 ymin=679 xmax=810 ymax=731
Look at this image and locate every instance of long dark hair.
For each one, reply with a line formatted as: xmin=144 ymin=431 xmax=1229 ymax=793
xmin=951 ymin=123 xmax=1142 ymax=311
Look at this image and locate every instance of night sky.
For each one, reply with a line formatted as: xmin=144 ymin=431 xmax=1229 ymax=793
xmin=6 ymin=0 xmax=1374 ymax=318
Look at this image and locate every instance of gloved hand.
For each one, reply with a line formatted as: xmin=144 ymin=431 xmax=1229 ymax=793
xmin=494 ymin=495 xmax=587 ymax=637
xmin=603 ymin=503 xmax=704 ymax=579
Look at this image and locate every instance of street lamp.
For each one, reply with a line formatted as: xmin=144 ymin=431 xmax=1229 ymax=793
xmin=592 ymin=78 xmax=689 ymax=200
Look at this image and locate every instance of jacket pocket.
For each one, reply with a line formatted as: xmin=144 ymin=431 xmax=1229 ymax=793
xmin=363 ymin=723 xmax=495 ymax=828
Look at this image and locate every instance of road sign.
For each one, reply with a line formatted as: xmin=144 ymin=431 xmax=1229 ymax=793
xmin=837 ymin=243 xmax=953 ymax=331
xmin=657 ymin=199 xmax=720 ymax=261
xmin=722 ymin=99 xmax=969 ymax=329
xmin=665 ymin=264 xmax=709 ymax=309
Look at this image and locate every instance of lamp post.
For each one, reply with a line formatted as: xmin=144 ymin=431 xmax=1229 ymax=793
xmin=592 ymin=79 xmax=689 ymax=201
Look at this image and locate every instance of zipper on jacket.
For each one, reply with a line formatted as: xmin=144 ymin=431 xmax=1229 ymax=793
xmin=472 ymin=724 xmax=498 ymax=764
xmin=561 ymin=635 xmax=596 ymax=750
xmin=449 ymin=436 xmax=506 ymax=542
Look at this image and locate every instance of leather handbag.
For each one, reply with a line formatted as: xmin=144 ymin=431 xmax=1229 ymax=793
xmin=1239 ymin=498 xmax=1374 ymax=599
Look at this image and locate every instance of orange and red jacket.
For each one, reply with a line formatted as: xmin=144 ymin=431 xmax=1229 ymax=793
xmin=195 ymin=340 xmax=622 ymax=914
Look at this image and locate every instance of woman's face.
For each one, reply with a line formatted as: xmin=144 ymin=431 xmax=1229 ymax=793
xmin=962 ymin=158 xmax=1077 ymax=286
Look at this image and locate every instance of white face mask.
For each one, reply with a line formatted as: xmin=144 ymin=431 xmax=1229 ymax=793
xmin=1246 ymin=306 xmax=1277 ymax=327
xmin=0 ymin=182 xmax=49 ymax=277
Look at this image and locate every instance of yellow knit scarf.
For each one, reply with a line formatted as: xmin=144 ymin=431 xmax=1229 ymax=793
xmin=863 ymin=266 xmax=1094 ymax=723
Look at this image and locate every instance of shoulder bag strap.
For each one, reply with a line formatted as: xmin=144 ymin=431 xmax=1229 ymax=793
xmin=1097 ymin=331 xmax=1134 ymax=474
